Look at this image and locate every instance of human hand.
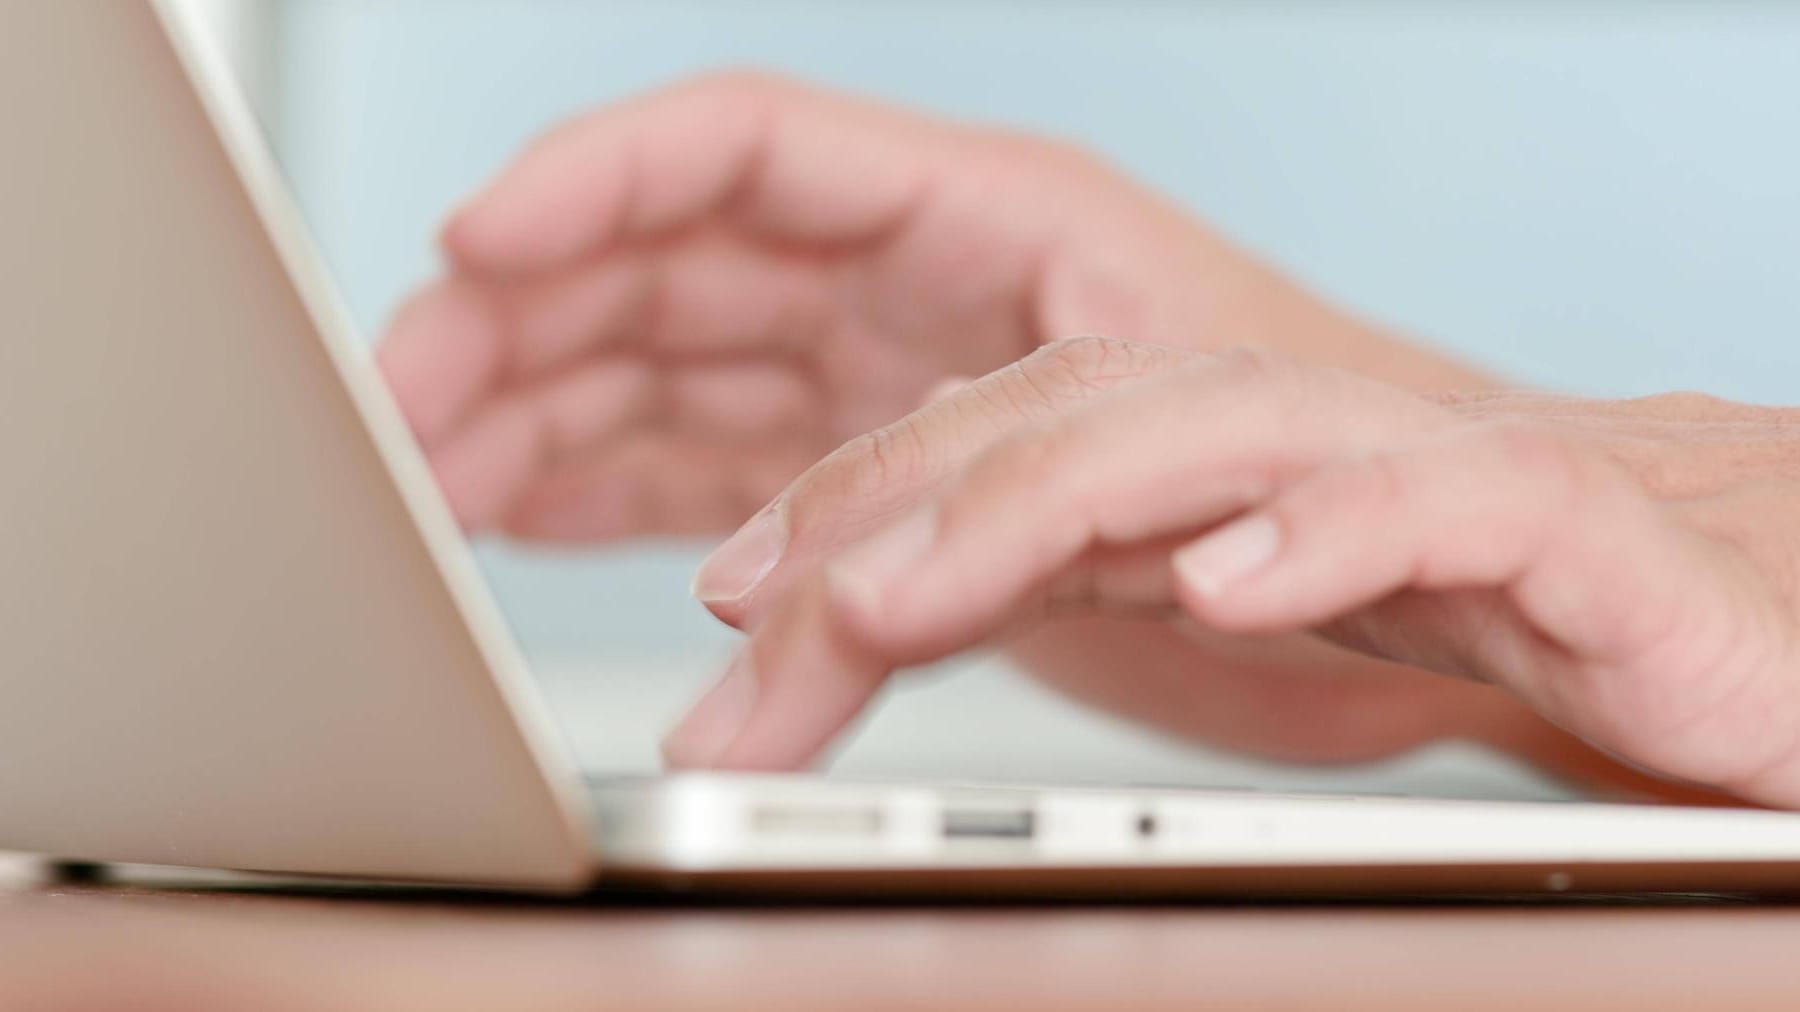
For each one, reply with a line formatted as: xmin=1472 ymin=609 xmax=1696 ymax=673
xmin=665 ymin=337 xmax=1800 ymax=808
xmin=378 ymin=72 xmax=1475 ymax=541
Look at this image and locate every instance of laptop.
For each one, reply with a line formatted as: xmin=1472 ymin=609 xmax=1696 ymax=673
xmin=7 ymin=1 xmax=1800 ymax=899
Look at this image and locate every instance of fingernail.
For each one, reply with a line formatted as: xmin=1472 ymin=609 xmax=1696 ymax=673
xmin=693 ymin=509 xmax=787 ymax=603
xmin=828 ymin=509 xmax=938 ymax=620
xmin=1174 ymin=515 xmax=1282 ymax=599
xmin=661 ymin=652 xmax=759 ymax=769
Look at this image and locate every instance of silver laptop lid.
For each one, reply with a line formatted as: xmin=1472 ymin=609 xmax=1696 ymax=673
xmin=0 ymin=1 xmax=593 ymax=887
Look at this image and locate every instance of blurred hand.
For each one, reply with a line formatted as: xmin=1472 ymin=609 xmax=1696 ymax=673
xmin=379 ymin=72 xmax=1475 ymax=540
xmin=666 ymin=338 xmax=1800 ymax=808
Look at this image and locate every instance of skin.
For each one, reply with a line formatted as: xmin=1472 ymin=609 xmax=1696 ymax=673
xmin=667 ymin=339 xmax=1800 ymax=808
xmin=381 ymin=72 xmax=1800 ymax=805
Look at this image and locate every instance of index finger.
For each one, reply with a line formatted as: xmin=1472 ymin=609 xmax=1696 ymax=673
xmin=377 ymin=279 xmax=506 ymax=446
xmin=695 ymin=337 xmax=1192 ymax=629
xmin=663 ymin=351 xmax=1441 ymax=770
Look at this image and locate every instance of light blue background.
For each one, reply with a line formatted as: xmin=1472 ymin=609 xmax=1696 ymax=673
xmin=258 ymin=1 xmax=1800 ymax=787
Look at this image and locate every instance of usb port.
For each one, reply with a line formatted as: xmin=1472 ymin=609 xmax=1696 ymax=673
xmin=941 ymin=807 xmax=1036 ymax=840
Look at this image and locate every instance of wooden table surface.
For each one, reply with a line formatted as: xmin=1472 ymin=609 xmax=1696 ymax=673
xmin=3 ymin=862 xmax=1799 ymax=1011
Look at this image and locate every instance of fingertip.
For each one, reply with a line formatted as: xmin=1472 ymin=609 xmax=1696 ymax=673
xmin=699 ymin=596 xmax=752 ymax=631
xmin=1169 ymin=514 xmax=1296 ymax=633
xmin=661 ymin=651 xmax=760 ymax=771
xmin=440 ymin=199 xmax=548 ymax=277
xmin=1167 ymin=559 xmax=1245 ymax=633
xmin=1172 ymin=514 xmax=1282 ymax=600
xmin=696 ymin=574 xmax=900 ymax=772
xmin=378 ymin=281 xmax=507 ymax=444
xmin=436 ymin=208 xmax=489 ymax=273
xmin=425 ymin=401 xmax=546 ymax=532
xmin=693 ymin=509 xmax=788 ymax=607
xmin=440 ymin=152 xmax=623 ymax=277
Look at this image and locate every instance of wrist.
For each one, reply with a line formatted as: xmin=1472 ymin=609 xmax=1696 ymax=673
xmin=1033 ymin=175 xmax=1492 ymax=393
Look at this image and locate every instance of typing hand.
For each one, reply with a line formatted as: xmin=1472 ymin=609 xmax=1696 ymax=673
xmin=667 ymin=338 xmax=1800 ymax=808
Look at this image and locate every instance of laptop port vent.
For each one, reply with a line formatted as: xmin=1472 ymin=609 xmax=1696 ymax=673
xmin=941 ymin=808 xmax=1036 ymax=840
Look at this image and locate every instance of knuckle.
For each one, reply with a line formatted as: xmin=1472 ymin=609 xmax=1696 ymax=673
xmin=530 ymin=71 xmax=781 ymax=157
xmin=1208 ymin=345 xmax=1304 ymax=391
xmin=1347 ymin=451 xmax=1414 ymax=512
xmin=1470 ymin=420 xmax=1591 ymax=496
xmin=862 ymin=419 xmax=931 ymax=490
xmin=1183 ymin=346 xmax=1318 ymax=430
xmin=986 ymin=129 xmax=1115 ymax=179
xmin=1040 ymin=335 xmax=1189 ymax=389
xmin=792 ymin=418 xmax=931 ymax=523
xmin=679 ymin=67 xmax=796 ymax=103
xmin=1021 ymin=336 xmax=1156 ymax=397
xmin=1631 ymin=390 xmax=1739 ymax=417
xmin=1034 ymin=136 xmax=1113 ymax=179
xmin=1035 ymin=333 xmax=1122 ymax=373
xmin=973 ymin=361 xmax=1055 ymax=420
xmin=852 ymin=420 xmax=931 ymax=494
xmin=1288 ymin=451 xmax=1411 ymax=536
xmin=664 ymin=70 xmax=783 ymax=135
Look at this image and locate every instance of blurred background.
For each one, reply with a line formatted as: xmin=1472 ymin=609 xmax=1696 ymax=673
xmin=180 ymin=0 xmax=1800 ymax=797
